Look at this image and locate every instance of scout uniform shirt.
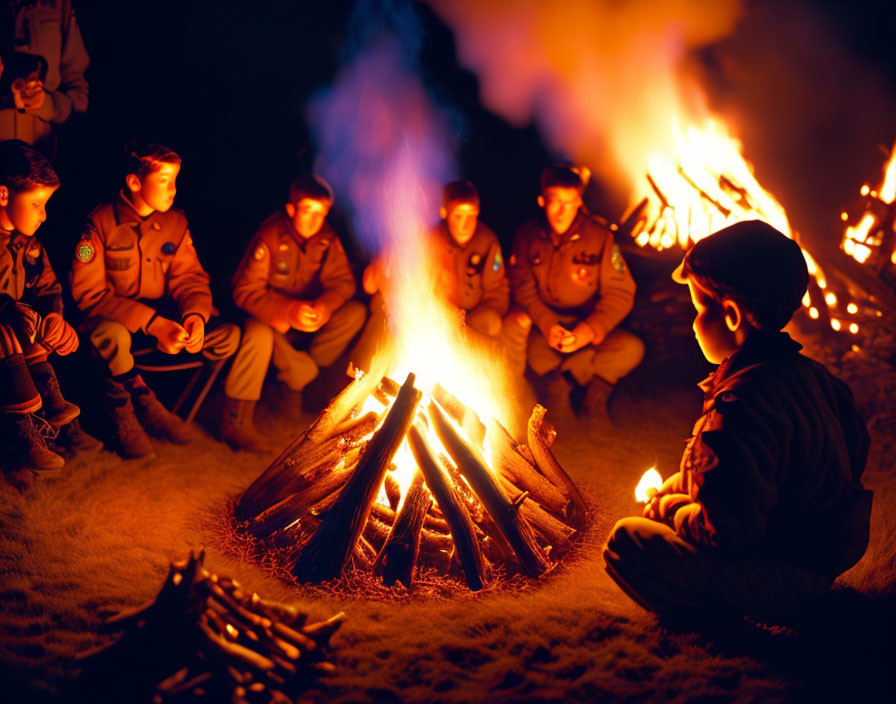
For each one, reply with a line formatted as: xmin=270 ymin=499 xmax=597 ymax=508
xmin=431 ymin=221 xmax=509 ymax=318
xmin=231 ymin=211 xmax=356 ymax=335
xmin=69 ymin=192 xmax=213 ymax=331
xmin=0 ymin=228 xmax=63 ymax=316
xmin=510 ymin=211 xmax=636 ymax=341
xmin=653 ymin=332 xmax=872 ymax=575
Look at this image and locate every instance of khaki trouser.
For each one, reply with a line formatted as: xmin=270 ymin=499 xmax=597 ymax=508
xmin=86 ymin=317 xmax=241 ymax=377
xmin=225 ymin=301 xmax=366 ymax=401
xmin=604 ymin=517 xmax=833 ymax=622
xmin=527 ymin=324 xmax=645 ymax=385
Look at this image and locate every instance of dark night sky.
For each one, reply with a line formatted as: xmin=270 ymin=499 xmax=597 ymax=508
xmin=45 ymin=0 xmax=896 ymax=309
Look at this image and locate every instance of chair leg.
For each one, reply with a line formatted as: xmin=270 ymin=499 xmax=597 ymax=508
xmin=172 ymin=365 xmax=204 ymax=417
xmin=185 ymin=359 xmax=226 ymax=423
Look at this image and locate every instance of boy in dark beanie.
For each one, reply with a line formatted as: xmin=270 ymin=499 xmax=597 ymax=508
xmin=604 ymin=220 xmax=872 ymax=623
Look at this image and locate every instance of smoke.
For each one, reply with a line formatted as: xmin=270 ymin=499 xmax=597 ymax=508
xmin=425 ymin=0 xmax=743 ymax=193
xmin=309 ymin=0 xmax=457 ymax=257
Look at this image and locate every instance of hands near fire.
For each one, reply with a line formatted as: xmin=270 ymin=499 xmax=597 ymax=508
xmin=287 ymin=300 xmax=331 ymax=333
xmin=147 ymin=315 xmax=188 ymax=354
xmin=548 ymin=321 xmax=596 ymax=353
xmin=12 ymin=305 xmax=78 ymax=354
xmin=11 ymin=78 xmax=46 ymax=111
xmin=182 ymin=314 xmax=205 ymax=354
xmin=642 ymin=472 xmax=689 ymax=525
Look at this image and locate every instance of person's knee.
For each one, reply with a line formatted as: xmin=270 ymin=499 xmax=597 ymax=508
xmin=240 ymin=318 xmax=274 ymax=353
xmin=204 ymin=322 xmax=241 ymax=360
xmin=467 ymin=308 xmax=501 ymax=337
xmin=88 ymin=319 xmax=130 ymax=353
xmin=605 ymin=517 xmax=643 ymax=558
xmin=333 ymin=300 xmax=367 ymax=336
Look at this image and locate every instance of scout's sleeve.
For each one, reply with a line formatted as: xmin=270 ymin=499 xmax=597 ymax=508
xmin=472 ymin=236 xmax=510 ymax=319
xmin=667 ymin=390 xmax=781 ymax=550
xmin=585 ymin=234 xmax=636 ymax=342
xmin=509 ymin=229 xmax=559 ymax=336
xmin=69 ymin=223 xmax=155 ymax=332
xmin=167 ymin=229 xmax=213 ymax=323
xmin=27 ymin=245 xmax=64 ymax=316
xmin=231 ymin=235 xmax=295 ymax=334
xmin=31 ymin=3 xmax=90 ymax=124
xmin=315 ymin=237 xmax=356 ymax=313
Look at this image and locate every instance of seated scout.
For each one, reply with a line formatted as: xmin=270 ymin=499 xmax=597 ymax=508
xmin=70 ymin=141 xmax=240 ymax=458
xmin=604 ymin=221 xmax=873 ymax=624
xmin=357 ymin=180 xmax=531 ymax=374
xmin=509 ymin=164 xmax=644 ymax=417
xmin=0 ymin=139 xmax=99 ymax=476
xmin=219 ymin=175 xmax=366 ymax=452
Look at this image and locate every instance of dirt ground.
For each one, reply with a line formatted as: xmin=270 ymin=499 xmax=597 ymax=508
xmin=1 ymin=270 xmax=894 ymax=704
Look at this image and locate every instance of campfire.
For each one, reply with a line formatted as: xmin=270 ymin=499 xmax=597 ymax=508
xmin=232 ymin=366 xmax=587 ymax=593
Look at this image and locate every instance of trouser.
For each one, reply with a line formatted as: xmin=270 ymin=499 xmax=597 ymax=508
xmin=527 ymin=324 xmax=645 ymax=385
xmin=0 ymin=320 xmax=56 ymax=413
xmin=84 ymin=316 xmax=241 ymax=377
xmin=224 ymin=301 xmax=367 ymax=402
xmin=603 ymin=517 xmax=834 ymax=622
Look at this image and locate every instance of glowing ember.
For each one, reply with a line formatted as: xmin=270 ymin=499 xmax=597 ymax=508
xmin=841 ymin=142 xmax=896 ymax=271
xmin=635 ymin=467 xmax=663 ymax=503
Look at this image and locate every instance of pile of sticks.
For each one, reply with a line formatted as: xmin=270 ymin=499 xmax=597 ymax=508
xmin=235 ymin=370 xmax=588 ymax=593
xmin=76 ymin=551 xmax=344 ymax=703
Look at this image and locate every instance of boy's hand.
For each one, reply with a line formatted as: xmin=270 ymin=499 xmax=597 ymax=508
xmin=549 ymin=322 xmax=595 ymax=353
xmin=182 ymin=314 xmax=205 ymax=354
xmin=11 ymin=78 xmax=45 ymax=111
xmin=310 ymin=299 xmax=333 ymax=328
xmin=287 ymin=300 xmax=324 ymax=332
xmin=39 ymin=313 xmax=79 ymax=355
xmin=147 ymin=315 xmax=188 ymax=354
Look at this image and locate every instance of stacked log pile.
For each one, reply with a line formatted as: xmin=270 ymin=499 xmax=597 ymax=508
xmin=234 ymin=370 xmax=589 ymax=593
xmin=76 ymin=551 xmax=344 ymax=703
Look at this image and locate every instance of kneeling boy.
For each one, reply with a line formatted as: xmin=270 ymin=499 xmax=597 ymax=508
xmin=604 ymin=221 xmax=872 ymax=623
xmin=220 ymin=175 xmax=365 ymax=451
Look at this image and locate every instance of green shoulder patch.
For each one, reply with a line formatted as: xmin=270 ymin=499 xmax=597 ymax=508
xmin=611 ymin=243 xmax=626 ymax=274
xmin=493 ymin=252 xmax=503 ymax=272
xmin=76 ymin=241 xmax=95 ymax=263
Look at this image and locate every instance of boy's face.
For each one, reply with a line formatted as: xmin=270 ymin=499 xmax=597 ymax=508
xmin=286 ymin=198 xmax=331 ymax=239
xmin=441 ymin=202 xmax=479 ymax=245
xmin=538 ymin=186 xmax=582 ymax=235
xmin=130 ymin=162 xmax=179 ymax=213
xmin=687 ymin=277 xmax=738 ymax=364
xmin=0 ymin=184 xmax=58 ymax=236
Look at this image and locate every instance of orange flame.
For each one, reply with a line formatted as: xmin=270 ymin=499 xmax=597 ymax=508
xmin=635 ymin=467 xmax=663 ymax=503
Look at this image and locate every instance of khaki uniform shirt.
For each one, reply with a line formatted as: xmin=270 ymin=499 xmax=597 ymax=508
xmin=232 ymin=211 xmax=356 ymax=335
xmin=70 ymin=192 xmax=213 ymax=332
xmin=0 ymin=0 xmax=89 ymax=148
xmin=431 ymin=221 xmax=509 ymax=317
xmin=0 ymin=229 xmax=62 ymax=315
xmin=655 ymin=332 xmax=871 ymax=575
xmin=510 ymin=212 xmax=635 ymax=339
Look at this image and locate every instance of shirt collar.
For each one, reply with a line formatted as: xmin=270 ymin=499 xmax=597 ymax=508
xmin=113 ymin=190 xmax=148 ymax=226
xmin=698 ymin=331 xmax=803 ymax=396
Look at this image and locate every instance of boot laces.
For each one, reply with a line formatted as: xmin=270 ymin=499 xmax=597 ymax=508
xmin=30 ymin=413 xmax=60 ymax=441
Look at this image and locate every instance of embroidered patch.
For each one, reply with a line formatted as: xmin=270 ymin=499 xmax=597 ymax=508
xmin=611 ymin=243 xmax=626 ymax=273
xmin=275 ymin=260 xmax=290 ymax=274
xmin=253 ymin=244 xmax=268 ymax=260
xmin=160 ymin=241 xmax=176 ymax=255
xmin=493 ymin=252 xmax=503 ymax=272
xmin=76 ymin=242 xmax=94 ymax=263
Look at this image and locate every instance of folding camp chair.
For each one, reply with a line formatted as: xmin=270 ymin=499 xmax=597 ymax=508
xmin=132 ymin=349 xmax=226 ymax=423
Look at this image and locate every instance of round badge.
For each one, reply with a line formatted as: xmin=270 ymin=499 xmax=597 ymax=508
xmin=161 ymin=241 xmax=176 ymax=255
xmin=253 ymin=245 xmax=267 ymax=260
xmin=76 ymin=242 xmax=95 ymax=263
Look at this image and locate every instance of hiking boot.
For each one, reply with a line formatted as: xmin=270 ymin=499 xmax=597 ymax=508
xmin=109 ymin=397 xmax=155 ymax=458
xmin=218 ymin=396 xmax=272 ymax=453
xmin=0 ymin=412 xmax=64 ymax=474
xmin=30 ymin=360 xmax=80 ymax=426
xmin=537 ymin=370 xmax=575 ymax=419
xmin=127 ymin=375 xmax=197 ymax=445
xmin=56 ymin=418 xmax=103 ymax=454
xmin=580 ymin=376 xmax=615 ymax=423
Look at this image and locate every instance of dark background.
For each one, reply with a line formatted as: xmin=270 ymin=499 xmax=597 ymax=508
xmin=43 ymin=0 xmax=896 ymax=312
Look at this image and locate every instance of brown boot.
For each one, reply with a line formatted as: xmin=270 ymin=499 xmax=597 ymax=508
xmin=30 ymin=360 xmax=80 ymax=426
xmin=0 ymin=412 xmax=64 ymax=474
xmin=126 ymin=374 xmax=197 ymax=445
xmin=581 ymin=376 xmax=615 ymax=423
xmin=219 ymin=396 xmax=272 ymax=453
xmin=110 ymin=397 xmax=156 ymax=458
xmin=536 ymin=370 xmax=575 ymax=419
xmin=56 ymin=418 xmax=103 ymax=454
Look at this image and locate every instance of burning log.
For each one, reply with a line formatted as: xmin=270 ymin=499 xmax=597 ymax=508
xmin=77 ymin=552 xmax=343 ymax=704
xmin=527 ymin=405 xmax=589 ymax=528
xmin=374 ymin=468 xmax=432 ymax=588
xmin=498 ymin=475 xmax=576 ymax=555
xmin=430 ymin=401 xmax=549 ymax=578
xmin=432 ymin=382 xmax=487 ymax=446
xmin=291 ymin=373 xmax=422 ymax=583
xmin=407 ymin=424 xmax=485 ymax=591
xmin=235 ymin=370 xmax=383 ymax=522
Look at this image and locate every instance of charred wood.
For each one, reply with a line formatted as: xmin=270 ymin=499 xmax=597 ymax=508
xmin=374 ymin=469 xmax=431 ymax=588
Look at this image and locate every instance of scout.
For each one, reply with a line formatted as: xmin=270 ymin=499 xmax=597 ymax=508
xmin=0 ymin=139 xmax=98 ymax=476
xmin=219 ymin=175 xmax=365 ymax=452
xmin=70 ymin=141 xmax=240 ymax=458
xmin=509 ymin=164 xmax=644 ymax=416
xmin=604 ymin=221 xmax=872 ymax=623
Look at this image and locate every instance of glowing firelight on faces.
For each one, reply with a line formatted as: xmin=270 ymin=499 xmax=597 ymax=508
xmin=635 ymin=467 xmax=663 ymax=503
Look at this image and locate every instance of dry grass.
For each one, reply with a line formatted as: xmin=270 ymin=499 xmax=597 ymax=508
xmin=1 ymin=323 xmax=894 ymax=703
